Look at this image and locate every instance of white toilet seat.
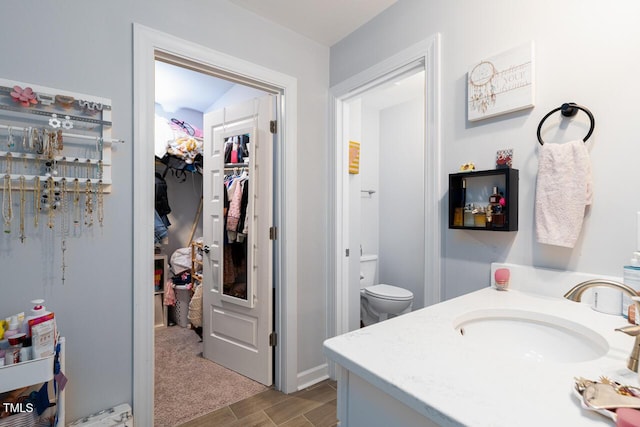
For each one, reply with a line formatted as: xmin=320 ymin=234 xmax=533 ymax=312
xmin=364 ymin=284 xmax=413 ymax=301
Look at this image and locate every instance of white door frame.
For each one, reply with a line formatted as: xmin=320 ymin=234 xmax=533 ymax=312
xmin=133 ymin=24 xmax=298 ymax=425
xmin=327 ymin=35 xmax=442 ymax=346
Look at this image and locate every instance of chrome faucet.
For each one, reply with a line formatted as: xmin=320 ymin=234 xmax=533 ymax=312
xmin=564 ymin=279 xmax=640 ymax=372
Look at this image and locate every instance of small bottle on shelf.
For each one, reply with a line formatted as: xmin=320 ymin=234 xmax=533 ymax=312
xmin=489 ymin=187 xmax=505 ymax=228
xmin=453 ymin=179 xmax=466 ymax=227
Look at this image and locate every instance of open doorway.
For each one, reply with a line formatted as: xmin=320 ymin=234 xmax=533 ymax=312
xmin=327 ymin=35 xmax=442 ymax=353
xmin=153 ymin=59 xmax=274 ymax=425
xmin=133 ymin=24 xmax=300 ymax=426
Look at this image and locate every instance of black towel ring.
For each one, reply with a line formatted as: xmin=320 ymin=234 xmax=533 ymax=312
xmin=536 ymin=103 xmax=595 ymax=145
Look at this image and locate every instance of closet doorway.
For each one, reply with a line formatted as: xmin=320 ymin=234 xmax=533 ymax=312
xmin=153 ymin=59 xmax=278 ymax=425
xmin=133 ymin=25 xmax=299 ymax=425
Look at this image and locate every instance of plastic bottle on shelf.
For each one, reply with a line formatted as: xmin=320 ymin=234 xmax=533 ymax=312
xmin=4 ymin=316 xmax=19 ymax=339
xmin=25 ymin=299 xmax=52 ymax=336
xmin=623 ymin=253 xmax=640 ymax=321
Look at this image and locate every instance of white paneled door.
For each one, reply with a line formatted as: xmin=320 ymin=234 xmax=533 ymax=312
xmin=202 ymin=95 xmax=274 ymax=385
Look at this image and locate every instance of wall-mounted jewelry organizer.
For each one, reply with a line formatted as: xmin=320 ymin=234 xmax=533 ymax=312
xmin=0 ymin=78 xmax=122 ymax=282
xmin=0 ymin=78 xmax=121 ymax=191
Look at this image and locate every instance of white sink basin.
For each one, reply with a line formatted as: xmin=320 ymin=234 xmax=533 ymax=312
xmin=453 ymin=309 xmax=609 ymax=363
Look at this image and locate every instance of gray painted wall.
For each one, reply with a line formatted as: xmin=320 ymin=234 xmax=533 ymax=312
xmin=0 ymin=0 xmax=329 ymax=421
xmin=379 ymin=98 xmax=425 ymax=307
xmin=331 ymin=0 xmax=640 ymax=300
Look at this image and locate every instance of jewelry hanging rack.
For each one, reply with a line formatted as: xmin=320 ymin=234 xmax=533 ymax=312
xmin=0 ymin=123 xmax=124 ymax=144
xmin=536 ymin=102 xmax=595 ymax=145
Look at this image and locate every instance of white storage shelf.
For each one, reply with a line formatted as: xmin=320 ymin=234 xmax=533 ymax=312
xmin=0 ymin=354 xmax=55 ymax=393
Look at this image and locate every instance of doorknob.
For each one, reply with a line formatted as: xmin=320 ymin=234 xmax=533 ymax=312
xmin=203 ymin=245 xmax=210 ymax=254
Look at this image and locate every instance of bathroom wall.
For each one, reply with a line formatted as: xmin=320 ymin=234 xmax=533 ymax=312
xmin=331 ymin=0 xmax=640 ymax=300
xmin=0 ymin=0 xmax=329 ymax=420
xmin=359 ymin=104 xmax=380 ymax=260
xmin=378 ymin=98 xmax=425 ymax=306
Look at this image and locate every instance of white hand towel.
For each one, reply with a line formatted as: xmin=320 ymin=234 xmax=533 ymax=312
xmin=535 ymin=140 xmax=593 ymax=248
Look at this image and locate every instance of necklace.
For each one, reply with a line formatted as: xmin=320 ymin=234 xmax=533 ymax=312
xmin=97 ymin=180 xmax=104 ymax=227
xmin=84 ymin=180 xmax=93 ymax=227
xmin=47 ymin=177 xmax=55 ymax=229
xmin=2 ymin=153 xmax=13 ymax=233
xmin=19 ymin=176 xmax=25 ymax=242
xmin=33 ymin=176 xmax=40 ymax=227
xmin=60 ymin=178 xmax=68 ymax=284
xmin=72 ymin=178 xmax=81 ymax=227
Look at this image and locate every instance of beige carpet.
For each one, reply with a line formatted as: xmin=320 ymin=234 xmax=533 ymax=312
xmin=154 ymin=326 xmax=268 ymax=426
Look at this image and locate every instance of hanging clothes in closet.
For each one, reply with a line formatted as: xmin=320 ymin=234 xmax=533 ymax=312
xmin=224 ymin=134 xmax=250 ymax=164
xmin=223 ymin=166 xmax=250 ymax=300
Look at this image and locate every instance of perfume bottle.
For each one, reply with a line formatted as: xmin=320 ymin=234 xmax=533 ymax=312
xmin=453 ymin=179 xmax=466 ymax=227
xmin=463 ymin=203 xmax=475 ymax=227
xmin=489 ymin=186 xmax=505 ymax=228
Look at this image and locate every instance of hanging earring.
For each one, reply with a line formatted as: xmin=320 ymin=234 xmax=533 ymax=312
xmin=96 ymin=137 xmax=104 ymax=161
xmin=49 ymin=114 xmax=62 ymax=128
xmin=7 ymin=126 xmax=14 ymax=149
xmin=61 ymin=115 xmax=73 ymax=130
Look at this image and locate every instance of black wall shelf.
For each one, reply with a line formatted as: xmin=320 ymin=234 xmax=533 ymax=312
xmin=448 ymin=168 xmax=519 ymax=231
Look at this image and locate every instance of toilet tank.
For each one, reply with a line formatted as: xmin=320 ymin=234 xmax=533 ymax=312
xmin=360 ymin=254 xmax=378 ymax=288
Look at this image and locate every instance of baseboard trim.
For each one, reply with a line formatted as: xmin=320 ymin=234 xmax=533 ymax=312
xmin=297 ymin=363 xmax=329 ymax=390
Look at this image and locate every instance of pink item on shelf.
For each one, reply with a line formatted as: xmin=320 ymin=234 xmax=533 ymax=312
xmin=10 ymin=85 xmax=38 ymax=107
xmin=617 ymin=408 xmax=640 ymax=427
xmin=494 ymin=268 xmax=510 ymax=291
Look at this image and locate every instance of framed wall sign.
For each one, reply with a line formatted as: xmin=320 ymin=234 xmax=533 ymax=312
xmin=468 ymin=42 xmax=535 ymax=121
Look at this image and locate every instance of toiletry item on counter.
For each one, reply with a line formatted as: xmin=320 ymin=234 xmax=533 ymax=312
xmin=617 ymin=408 xmax=640 ymax=427
xmin=624 ymin=253 xmax=640 ymax=321
xmin=31 ymin=317 xmax=56 ymax=359
xmin=494 ymin=268 xmax=510 ymax=291
xmin=592 ymin=287 xmax=623 ymax=315
xmin=25 ymin=299 xmax=51 ymax=336
xmin=4 ymin=316 xmax=20 ymax=339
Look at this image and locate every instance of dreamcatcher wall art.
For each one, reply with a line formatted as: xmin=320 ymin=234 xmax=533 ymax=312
xmin=467 ymin=41 xmax=535 ymax=122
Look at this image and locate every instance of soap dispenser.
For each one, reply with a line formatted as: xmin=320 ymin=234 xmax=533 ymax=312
xmin=25 ymin=299 xmax=52 ymax=336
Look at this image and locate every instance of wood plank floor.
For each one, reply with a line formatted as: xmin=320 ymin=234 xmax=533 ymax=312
xmin=179 ymin=380 xmax=338 ymax=427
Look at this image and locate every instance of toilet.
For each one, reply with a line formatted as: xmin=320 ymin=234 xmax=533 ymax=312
xmin=360 ymin=254 xmax=414 ymax=326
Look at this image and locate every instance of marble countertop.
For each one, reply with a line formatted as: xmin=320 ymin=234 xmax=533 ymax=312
xmin=323 ymin=287 xmax=640 ymax=426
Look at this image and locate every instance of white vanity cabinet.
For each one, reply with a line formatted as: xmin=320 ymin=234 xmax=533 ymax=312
xmin=335 ymin=367 xmax=441 ymax=427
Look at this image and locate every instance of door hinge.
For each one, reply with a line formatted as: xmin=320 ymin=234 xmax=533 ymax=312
xmin=345 ymin=249 xmax=350 ymax=257
xmin=270 ymin=120 xmax=277 ymax=134
xmin=269 ymin=332 xmax=277 ymax=347
xmin=269 ymin=226 xmax=278 ymax=240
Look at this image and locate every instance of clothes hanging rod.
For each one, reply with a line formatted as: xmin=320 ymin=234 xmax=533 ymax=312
xmin=0 ymin=123 xmax=124 ymax=144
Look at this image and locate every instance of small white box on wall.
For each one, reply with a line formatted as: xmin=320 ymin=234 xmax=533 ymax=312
xmin=468 ymin=41 xmax=535 ymax=122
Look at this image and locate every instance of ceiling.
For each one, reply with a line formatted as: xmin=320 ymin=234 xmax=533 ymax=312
xmin=155 ymin=0 xmax=399 ymax=114
xmin=229 ymin=0 xmax=398 ymax=46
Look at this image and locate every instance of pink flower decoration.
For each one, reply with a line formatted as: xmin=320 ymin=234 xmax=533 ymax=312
xmin=10 ymin=85 xmax=38 ymax=107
